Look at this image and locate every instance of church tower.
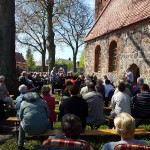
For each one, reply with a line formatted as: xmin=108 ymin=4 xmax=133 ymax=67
xmin=95 ymin=0 xmax=109 ymax=20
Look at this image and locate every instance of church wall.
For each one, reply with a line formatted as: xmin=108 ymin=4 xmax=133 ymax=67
xmin=84 ymin=19 xmax=150 ymax=86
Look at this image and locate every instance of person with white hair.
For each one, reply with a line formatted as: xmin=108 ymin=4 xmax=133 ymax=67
xmin=80 ymin=79 xmax=91 ymax=97
xmin=16 ymin=84 xmax=28 ymax=117
xmin=102 ymin=113 xmax=148 ymax=150
xmin=0 ymin=75 xmax=16 ymax=110
xmin=133 ymin=77 xmax=144 ymax=96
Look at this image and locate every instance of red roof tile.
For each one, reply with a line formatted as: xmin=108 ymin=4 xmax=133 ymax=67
xmin=85 ymin=0 xmax=150 ymax=42
xmin=15 ymin=52 xmax=26 ymax=63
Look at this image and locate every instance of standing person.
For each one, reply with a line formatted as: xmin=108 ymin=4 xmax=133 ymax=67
xmin=16 ymin=84 xmax=28 ymax=117
xmin=59 ymin=84 xmax=88 ymax=129
xmin=18 ymin=92 xmax=50 ymax=150
xmin=125 ymin=68 xmax=134 ymax=84
xmin=50 ymin=67 xmax=57 ymax=94
xmin=83 ymin=82 xmax=105 ymax=129
xmin=41 ymin=85 xmax=56 ymax=129
xmin=102 ymin=113 xmax=148 ymax=150
xmin=0 ymin=75 xmax=16 ymax=110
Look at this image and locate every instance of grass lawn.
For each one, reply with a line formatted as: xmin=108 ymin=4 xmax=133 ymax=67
xmin=1 ymin=92 xmax=150 ymax=150
xmin=1 ymin=123 xmax=150 ymax=150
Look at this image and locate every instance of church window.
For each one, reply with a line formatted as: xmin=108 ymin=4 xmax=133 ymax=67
xmin=94 ymin=45 xmax=101 ymax=72
xmin=108 ymin=41 xmax=117 ymax=72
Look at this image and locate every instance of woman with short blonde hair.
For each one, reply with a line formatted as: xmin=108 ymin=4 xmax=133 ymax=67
xmin=102 ymin=113 xmax=148 ymax=150
xmin=114 ymin=113 xmax=135 ymax=138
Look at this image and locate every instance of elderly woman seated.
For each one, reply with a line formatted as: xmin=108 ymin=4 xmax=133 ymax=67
xmin=102 ymin=112 xmax=148 ymax=150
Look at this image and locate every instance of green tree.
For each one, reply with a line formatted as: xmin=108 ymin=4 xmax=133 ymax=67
xmin=16 ymin=1 xmax=48 ymax=72
xmin=16 ymin=0 xmax=56 ymax=73
xmin=55 ymin=58 xmax=73 ymax=71
xmin=79 ymin=50 xmax=84 ymax=69
xmin=26 ymin=48 xmax=36 ymax=71
xmin=54 ymin=0 xmax=93 ymax=72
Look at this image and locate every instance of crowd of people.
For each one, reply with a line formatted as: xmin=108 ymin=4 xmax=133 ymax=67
xmin=0 ymin=67 xmax=150 ymax=150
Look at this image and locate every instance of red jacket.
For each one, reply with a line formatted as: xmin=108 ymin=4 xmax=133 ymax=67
xmin=41 ymin=95 xmax=56 ymax=122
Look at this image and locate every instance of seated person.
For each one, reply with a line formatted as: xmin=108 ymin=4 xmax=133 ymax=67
xmin=18 ymin=92 xmax=50 ymax=150
xmin=59 ymin=84 xmax=88 ymax=130
xmin=83 ymin=82 xmax=105 ymax=129
xmin=16 ymin=84 xmax=28 ymax=117
xmin=133 ymin=77 xmax=144 ymax=96
xmin=102 ymin=112 xmax=148 ymax=150
xmin=43 ymin=113 xmax=94 ymax=150
xmin=80 ymin=79 xmax=90 ymax=97
xmin=114 ymin=80 xmax=132 ymax=97
xmin=104 ymin=80 xmax=114 ymax=98
xmin=0 ymin=75 xmax=16 ymax=110
xmin=109 ymin=82 xmax=131 ymax=128
xmin=131 ymin=84 xmax=150 ymax=126
xmin=41 ymin=85 xmax=56 ymax=129
xmin=95 ymin=79 xmax=105 ymax=98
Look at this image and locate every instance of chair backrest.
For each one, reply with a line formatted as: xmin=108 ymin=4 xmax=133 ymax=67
xmin=42 ymin=138 xmax=92 ymax=150
xmin=114 ymin=144 xmax=150 ymax=150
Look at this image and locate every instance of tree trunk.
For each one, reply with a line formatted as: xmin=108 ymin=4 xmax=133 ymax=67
xmin=0 ymin=0 xmax=18 ymax=96
xmin=42 ymin=51 xmax=46 ymax=72
xmin=73 ymin=54 xmax=77 ymax=73
xmin=47 ymin=1 xmax=55 ymax=74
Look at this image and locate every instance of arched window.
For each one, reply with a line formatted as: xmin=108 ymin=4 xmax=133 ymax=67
xmin=108 ymin=41 xmax=117 ymax=72
xmin=94 ymin=45 xmax=101 ymax=72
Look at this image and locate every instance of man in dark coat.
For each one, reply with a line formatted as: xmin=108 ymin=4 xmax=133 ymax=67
xmin=59 ymin=84 xmax=88 ymax=129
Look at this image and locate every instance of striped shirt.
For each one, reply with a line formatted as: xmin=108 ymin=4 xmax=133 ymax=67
xmin=131 ymin=92 xmax=150 ymax=119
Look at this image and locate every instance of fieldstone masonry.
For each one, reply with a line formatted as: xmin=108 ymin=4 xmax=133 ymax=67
xmin=84 ymin=20 xmax=150 ymax=86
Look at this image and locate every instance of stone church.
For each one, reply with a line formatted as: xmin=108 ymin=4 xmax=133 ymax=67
xmin=84 ymin=0 xmax=150 ymax=85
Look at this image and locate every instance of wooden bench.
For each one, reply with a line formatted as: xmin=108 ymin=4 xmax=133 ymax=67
xmin=37 ymin=128 xmax=150 ymax=136
xmin=103 ymin=106 xmax=112 ymax=110
xmin=10 ymin=95 xmax=14 ymax=98
xmin=7 ymin=117 xmax=20 ymax=134
xmin=6 ymin=117 xmax=150 ymax=137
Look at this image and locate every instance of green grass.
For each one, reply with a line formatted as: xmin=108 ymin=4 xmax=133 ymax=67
xmin=1 ymin=92 xmax=150 ymax=150
xmin=1 ymin=123 xmax=150 ymax=150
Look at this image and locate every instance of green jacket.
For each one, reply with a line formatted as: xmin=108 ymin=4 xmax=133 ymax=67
xmin=19 ymin=92 xmax=50 ymax=135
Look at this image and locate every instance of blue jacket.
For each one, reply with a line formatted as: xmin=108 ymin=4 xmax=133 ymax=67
xmin=16 ymin=93 xmax=25 ymax=117
xmin=19 ymin=92 xmax=50 ymax=135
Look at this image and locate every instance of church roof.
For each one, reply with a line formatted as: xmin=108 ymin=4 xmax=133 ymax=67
xmin=85 ymin=0 xmax=150 ymax=42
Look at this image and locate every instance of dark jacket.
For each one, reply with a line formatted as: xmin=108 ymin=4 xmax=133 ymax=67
xmin=59 ymin=96 xmax=88 ymax=129
xmin=131 ymin=92 xmax=150 ymax=119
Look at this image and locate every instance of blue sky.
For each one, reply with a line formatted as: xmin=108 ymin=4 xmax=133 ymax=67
xmin=55 ymin=0 xmax=95 ymax=61
xmin=16 ymin=0 xmax=95 ymax=62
